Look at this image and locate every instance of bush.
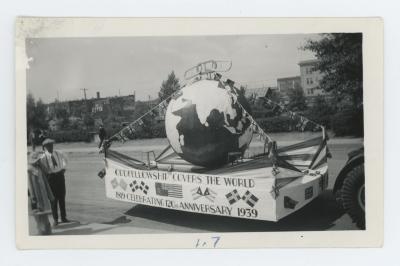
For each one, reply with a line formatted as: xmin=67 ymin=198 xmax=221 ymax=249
xmin=48 ymin=130 xmax=91 ymax=143
xmin=304 ymin=112 xmax=332 ymax=129
xmin=331 ymin=108 xmax=364 ymax=137
xmin=104 ymin=121 xmax=166 ymax=140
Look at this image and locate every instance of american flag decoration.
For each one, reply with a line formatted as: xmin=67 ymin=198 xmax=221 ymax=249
xmin=133 ymin=122 xmax=142 ymax=130
xmin=149 ymin=109 xmax=157 ymax=117
xmin=155 ymin=182 xmax=183 ymax=198
xmin=158 ymin=101 xmax=168 ymax=115
xmin=117 ymin=132 xmax=128 ymax=143
xmin=225 ymin=189 xmax=241 ymax=205
xmin=242 ymin=190 xmax=259 ymax=208
xmin=122 ymin=128 xmax=131 ymax=137
xmin=159 ymin=101 xmax=168 ymax=110
xmin=127 ymin=125 xmax=136 ymax=135
xmin=171 ymin=90 xmax=183 ymax=100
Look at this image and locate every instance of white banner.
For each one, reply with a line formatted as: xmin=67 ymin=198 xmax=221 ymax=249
xmin=105 ymin=159 xmax=278 ymax=221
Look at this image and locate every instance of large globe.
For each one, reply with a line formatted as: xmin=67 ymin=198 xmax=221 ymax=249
xmin=165 ymin=79 xmax=253 ymax=168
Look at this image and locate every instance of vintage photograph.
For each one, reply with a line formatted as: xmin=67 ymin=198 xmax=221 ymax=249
xmin=15 ymin=18 xmax=383 ymax=248
xmin=24 ymin=33 xmax=365 ymax=235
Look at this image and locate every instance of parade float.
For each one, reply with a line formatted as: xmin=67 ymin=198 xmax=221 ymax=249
xmin=99 ymin=60 xmax=330 ymax=222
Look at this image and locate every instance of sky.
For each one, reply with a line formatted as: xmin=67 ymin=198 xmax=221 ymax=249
xmin=26 ymin=34 xmax=319 ymax=103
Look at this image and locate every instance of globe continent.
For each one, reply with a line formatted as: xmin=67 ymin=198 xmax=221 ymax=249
xmin=165 ymin=79 xmax=253 ymax=168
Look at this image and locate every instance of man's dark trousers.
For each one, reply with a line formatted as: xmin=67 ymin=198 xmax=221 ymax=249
xmin=48 ymin=171 xmax=66 ymax=221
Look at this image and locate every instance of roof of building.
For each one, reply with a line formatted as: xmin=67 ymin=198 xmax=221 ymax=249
xmin=245 ymin=87 xmax=277 ymax=97
xmin=298 ymin=59 xmax=319 ymax=66
xmin=277 ymin=76 xmax=301 ymax=82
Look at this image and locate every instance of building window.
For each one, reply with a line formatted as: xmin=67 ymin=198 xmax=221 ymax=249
xmin=305 ymin=66 xmax=316 ymax=75
xmin=306 ymin=77 xmax=314 ymax=85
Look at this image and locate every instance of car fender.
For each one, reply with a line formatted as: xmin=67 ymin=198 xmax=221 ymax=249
xmin=333 ymin=148 xmax=364 ymax=193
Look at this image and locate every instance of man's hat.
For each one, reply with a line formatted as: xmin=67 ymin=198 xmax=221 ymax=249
xmin=42 ymin=138 xmax=55 ymax=146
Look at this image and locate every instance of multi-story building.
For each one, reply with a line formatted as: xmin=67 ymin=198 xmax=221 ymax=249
xmin=298 ymin=59 xmax=325 ymax=97
xmin=45 ymin=91 xmax=136 ymax=122
xmin=92 ymin=98 xmax=110 ymax=113
xmin=276 ymin=76 xmax=301 ymax=104
xmin=277 ymin=76 xmax=301 ymax=95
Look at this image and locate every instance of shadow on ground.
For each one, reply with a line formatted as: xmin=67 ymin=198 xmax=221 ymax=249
xmin=122 ymin=190 xmax=350 ymax=232
xmin=51 ymin=220 xmax=116 ymax=235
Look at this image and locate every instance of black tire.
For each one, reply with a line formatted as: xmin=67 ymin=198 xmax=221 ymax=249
xmin=334 ymin=188 xmax=344 ymax=209
xmin=340 ymin=164 xmax=365 ymax=229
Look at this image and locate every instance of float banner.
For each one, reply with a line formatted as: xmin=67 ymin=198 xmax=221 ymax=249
xmin=105 ymin=159 xmax=277 ymax=221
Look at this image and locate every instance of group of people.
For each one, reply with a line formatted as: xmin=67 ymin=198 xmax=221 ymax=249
xmin=28 ymin=125 xmax=107 ymax=235
xmin=28 ymin=138 xmax=70 ymax=235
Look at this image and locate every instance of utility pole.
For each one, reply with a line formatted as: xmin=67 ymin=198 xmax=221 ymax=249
xmin=80 ymin=88 xmax=89 ymax=100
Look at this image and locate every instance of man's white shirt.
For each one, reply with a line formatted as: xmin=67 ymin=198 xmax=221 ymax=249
xmin=39 ymin=150 xmax=68 ymax=174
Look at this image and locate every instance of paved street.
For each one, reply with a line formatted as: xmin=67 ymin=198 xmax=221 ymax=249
xmin=29 ymin=136 xmax=364 ymax=235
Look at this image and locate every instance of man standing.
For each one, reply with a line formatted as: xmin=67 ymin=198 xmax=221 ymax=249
xmin=98 ymin=125 xmax=107 ymax=149
xmin=39 ymin=138 xmax=69 ymax=226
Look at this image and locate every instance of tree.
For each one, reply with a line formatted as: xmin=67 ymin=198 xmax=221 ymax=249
xmin=55 ymin=107 xmax=69 ymax=129
xmin=26 ymin=93 xmax=48 ymax=132
xmin=306 ymin=95 xmax=334 ymax=127
xmin=310 ymin=95 xmax=333 ymax=116
xmin=238 ymin=86 xmax=252 ymax=114
xmin=287 ymin=86 xmax=307 ymax=111
xmin=303 ymin=33 xmax=363 ymax=109
xmin=26 ymin=93 xmax=36 ymax=131
xmin=83 ymin=114 xmax=95 ymax=128
xmin=158 ymin=71 xmax=180 ymax=102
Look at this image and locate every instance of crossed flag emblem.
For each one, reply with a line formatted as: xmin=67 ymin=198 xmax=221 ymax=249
xmin=110 ymin=178 xmax=128 ymax=191
xmin=225 ymin=189 xmax=259 ymax=208
xmin=130 ymin=180 xmax=149 ymax=195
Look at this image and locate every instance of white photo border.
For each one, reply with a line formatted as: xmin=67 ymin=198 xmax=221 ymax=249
xmin=15 ymin=17 xmax=383 ymax=249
